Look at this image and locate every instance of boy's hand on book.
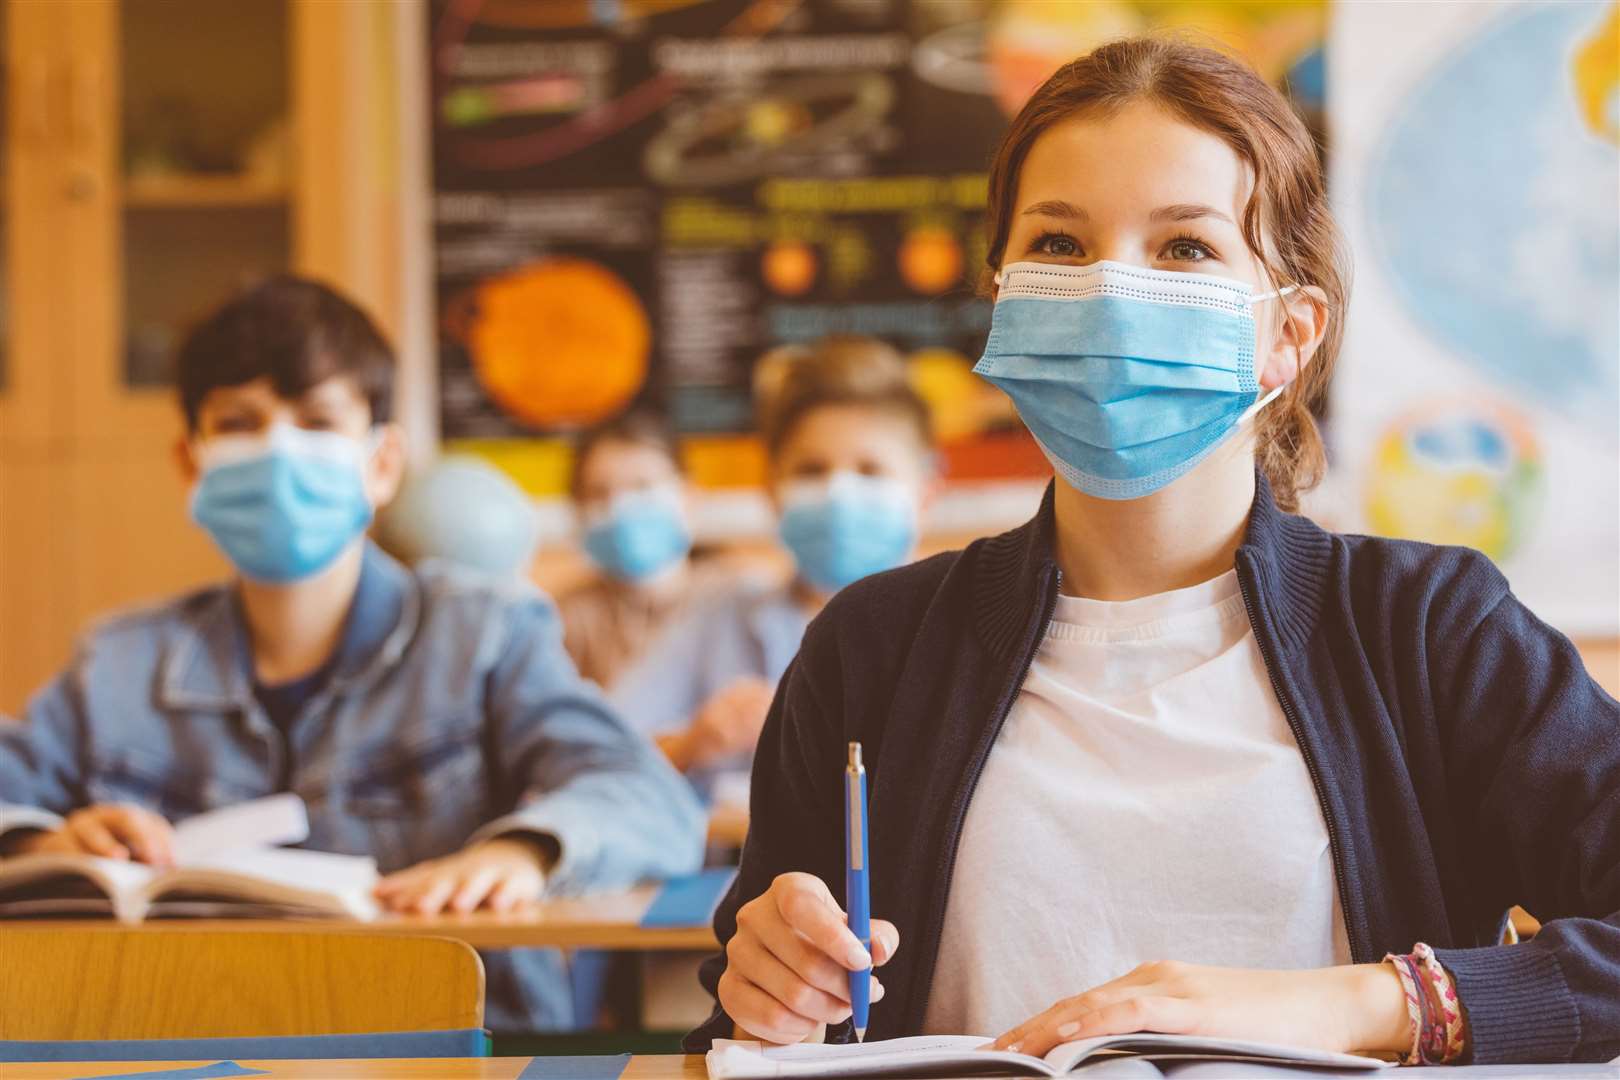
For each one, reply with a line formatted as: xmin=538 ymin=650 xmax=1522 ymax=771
xmin=991 ymin=961 xmax=1412 ymax=1059
xmin=719 ymin=871 xmax=897 ymax=1045
xmin=373 ymin=836 xmax=550 ymax=915
xmin=9 ymin=804 xmax=175 ymax=867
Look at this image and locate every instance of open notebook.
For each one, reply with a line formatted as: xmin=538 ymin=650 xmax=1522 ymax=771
xmin=707 ymin=1034 xmax=1391 ymax=1079
xmin=0 ymin=794 xmax=378 ymax=922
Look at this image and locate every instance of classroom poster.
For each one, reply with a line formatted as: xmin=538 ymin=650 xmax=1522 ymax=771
xmin=1326 ymin=0 xmax=1620 ymax=633
xmin=427 ymin=0 xmax=1327 ymax=520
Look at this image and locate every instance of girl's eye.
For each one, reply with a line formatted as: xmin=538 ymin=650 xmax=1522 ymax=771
xmin=1165 ymin=236 xmax=1216 ymax=262
xmin=1031 ymin=232 xmax=1082 ymax=258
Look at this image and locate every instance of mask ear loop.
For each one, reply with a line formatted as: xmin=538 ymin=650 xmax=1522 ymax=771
xmin=1239 ymin=281 xmax=1304 ymax=425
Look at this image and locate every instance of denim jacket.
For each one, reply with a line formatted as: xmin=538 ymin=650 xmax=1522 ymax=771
xmin=0 ymin=542 xmax=706 ymax=1031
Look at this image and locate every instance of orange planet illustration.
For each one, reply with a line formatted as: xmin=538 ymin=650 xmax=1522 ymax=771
xmin=762 ymin=241 xmax=818 ymax=296
xmin=899 ymin=226 xmax=964 ymax=294
xmin=469 ymin=259 xmax=650 ymax=429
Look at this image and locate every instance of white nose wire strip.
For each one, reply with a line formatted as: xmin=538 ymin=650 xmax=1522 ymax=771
xmin=991 ymin=265 xmax=1300 ymax=305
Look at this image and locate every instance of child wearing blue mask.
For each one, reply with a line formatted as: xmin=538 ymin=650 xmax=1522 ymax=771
xmin=611 ymin=336 xmax=936 ymax=797
xmin=557 ymin=411 xmax=709 ymax=690
xmin=689 ymin=39 xmax=1620 ymax=1065
xmin=0 ymin=276 xmax=704 ymax=1031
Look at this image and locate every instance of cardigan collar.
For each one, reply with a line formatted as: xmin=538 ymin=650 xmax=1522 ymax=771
xmin=972 ymin=471 xmax=1333 ymax=659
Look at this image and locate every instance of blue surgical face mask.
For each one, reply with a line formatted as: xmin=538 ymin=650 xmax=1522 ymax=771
xmin=190 ymin=424 xmax=376 ymax=583
xmin=582 ymin=486 xmax=692 ymax=584
xmin=778 ymin=472 xmax=918 ymax=593
xmin=974 ymin=260 xmax=1297 ymax=500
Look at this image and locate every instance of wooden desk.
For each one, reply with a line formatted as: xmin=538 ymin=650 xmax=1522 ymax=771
xmin=0 ymin=886 xmax=719 ymax=952
xmin=2 ymin=1057 xmax=705 ymax=1080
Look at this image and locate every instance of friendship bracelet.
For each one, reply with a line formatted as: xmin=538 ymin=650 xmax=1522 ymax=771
xmin=1413 ymin=942 xmax=1467 ymax=1064
xmin=1382 ymin=953 xmax=1425 ymax=1066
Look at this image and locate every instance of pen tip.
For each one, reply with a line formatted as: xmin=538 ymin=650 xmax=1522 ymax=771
xmin=855 ymin=1028 xmax=866 ymax=1043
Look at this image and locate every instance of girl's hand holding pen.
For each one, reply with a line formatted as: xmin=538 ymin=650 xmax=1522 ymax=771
xmin=720 ymin=871 xmax=899 ymax=1044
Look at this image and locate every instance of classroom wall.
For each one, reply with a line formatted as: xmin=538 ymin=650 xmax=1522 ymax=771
xmin=1 ymin=0 xmax=1615 ymax=714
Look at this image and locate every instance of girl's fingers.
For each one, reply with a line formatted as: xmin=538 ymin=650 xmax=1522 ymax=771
xmin=731 ymin=935 xmax=852 ymax=1026
xmin=68 ymin=815 xmax=129 ymax=860
xmin=994 ymin=988 xmax=1134 ymax=1051
xmin=870 ymin=920 xmax=900 ymax=967
xmin=1046 ymin=996 xmax=1198 ymax=1054
xmin=752 ymin=912 xmax=855 ymax=1003
xmin=720 ymin=970 xmax=822 ymax=1046
xmin=771 ymin=876 xmax=870 ymax=972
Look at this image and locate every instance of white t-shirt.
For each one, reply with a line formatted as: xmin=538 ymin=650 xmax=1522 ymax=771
xmin=923 ymin=569 xmax=1350 ymax=1037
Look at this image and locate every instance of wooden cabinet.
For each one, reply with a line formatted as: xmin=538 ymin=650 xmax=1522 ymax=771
xmin=0 ymin=0 xmax=422 ymax=713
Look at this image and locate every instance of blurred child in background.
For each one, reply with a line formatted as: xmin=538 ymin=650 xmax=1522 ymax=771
xmin=612 ymin=335 xmax=936 ymax=797
xmin=556 ymin=412 xmax=710 ymax=690
xmin=0 ymin=277 xmax=704 ymax=1032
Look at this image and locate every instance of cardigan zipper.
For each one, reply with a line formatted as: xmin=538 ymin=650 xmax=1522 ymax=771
xmin=909 ymin=564 xmax=1063 ymax=1032
xmin=1235 ymin=551 xmax=1370 ymax=964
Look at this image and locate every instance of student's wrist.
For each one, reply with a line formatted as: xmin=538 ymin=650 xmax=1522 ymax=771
xmin=476 ymin=831 xmax=559 ymax=872
xmin=1340 ymin=962 xmax=1413 ymax=1055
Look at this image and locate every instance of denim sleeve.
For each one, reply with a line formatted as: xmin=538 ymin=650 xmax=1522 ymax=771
xmin=467 ymin=594 xmax=705 ymax=895
xmin=1430 ymin=561 xmax=1620 ymax=1065
xmin=0 ymin=671 xmax=90 ymax=841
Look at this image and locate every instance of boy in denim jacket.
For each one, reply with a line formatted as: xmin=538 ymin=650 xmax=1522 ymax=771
xmin=0 ymin=277 xmax=705 ymax=1030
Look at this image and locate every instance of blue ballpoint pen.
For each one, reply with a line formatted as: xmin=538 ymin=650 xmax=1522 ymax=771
xmin=845 ymin=741 xmax=871 ymax=1042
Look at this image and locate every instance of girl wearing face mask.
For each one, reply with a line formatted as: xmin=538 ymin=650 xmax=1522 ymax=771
xmin=688 ymin=40 xmax=1620 ymax=1065
xmin=557 ymin=412 xmax=708 ymax=689
xmin=611 ymin=336 xmax=936 ymax=796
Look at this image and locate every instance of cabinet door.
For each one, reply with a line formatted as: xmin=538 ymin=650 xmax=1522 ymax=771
xmin=0 ymin=0 xmax=71 ymax=447
xmin=66 ymin=0 xmax=292 ymax=449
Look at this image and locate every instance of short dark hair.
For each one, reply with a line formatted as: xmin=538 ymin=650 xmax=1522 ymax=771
xmin=175 ymin=275 xmax=395 ymax=432
xmin=570 ymin=409 xmax=684 ymax=499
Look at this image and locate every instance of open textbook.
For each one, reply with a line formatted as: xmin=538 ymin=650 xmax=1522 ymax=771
xmin=0 ymin=793 xmax=378 ymax=922
xmin=707 ymin=1034 xmax=1391 ymax=1079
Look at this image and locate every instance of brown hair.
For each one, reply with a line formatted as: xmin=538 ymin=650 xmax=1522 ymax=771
xmin=176 ymin=275 xmax=394 ymax=433
xmin=983 ymin=37 xmax=1349 ymax=511
xmin=570 ymin=408 xmax=684 ymax=499
xmin=755 ymin=335 xmax=933 ymax=458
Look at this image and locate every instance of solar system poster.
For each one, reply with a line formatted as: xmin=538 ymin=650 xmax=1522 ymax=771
xmin=428 ymin=0 xmax=1328 ymax=501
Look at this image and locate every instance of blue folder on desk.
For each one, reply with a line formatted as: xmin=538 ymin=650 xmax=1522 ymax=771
xmin=0 ymin=1027 xmax=490 ymax=1063
xmin=639 ymin=868 xmax=737 ymax=928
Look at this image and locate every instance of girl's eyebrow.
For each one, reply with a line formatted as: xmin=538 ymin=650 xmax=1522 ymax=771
xmin=1021 ymin=199 xmax=1088 ymax=221
xmin=1149 ymin=203 xmax=1235 ymax=225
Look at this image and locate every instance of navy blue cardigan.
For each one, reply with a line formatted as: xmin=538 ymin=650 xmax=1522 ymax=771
xmin=688 ymin=477 xmax=1620 ymax=1063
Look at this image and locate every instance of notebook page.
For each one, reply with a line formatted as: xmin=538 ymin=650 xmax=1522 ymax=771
xmin=708 ymin=1035 xmax=1055 ymax=1079
xmin=172 ymin=793 xmax=310 ymax=862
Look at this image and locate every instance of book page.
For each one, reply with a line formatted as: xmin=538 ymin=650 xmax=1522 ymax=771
xmin=1044 ymin=1035 xmax=1391 ymax=1074
xmin=146 ymin=847 xmax=379 ymax=920
xmin=0 ymin=853 xmax=156 ymax=922
xmin=172 ymin=793 xmax=309 ymax=862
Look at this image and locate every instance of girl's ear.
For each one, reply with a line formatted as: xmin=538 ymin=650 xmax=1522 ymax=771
xmin=1257 ymin=284 xmax=1329 ymax=391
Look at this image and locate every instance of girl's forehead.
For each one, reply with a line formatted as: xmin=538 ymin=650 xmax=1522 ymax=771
xmin=1016 ymin=103 xmax=1253 ymax=219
